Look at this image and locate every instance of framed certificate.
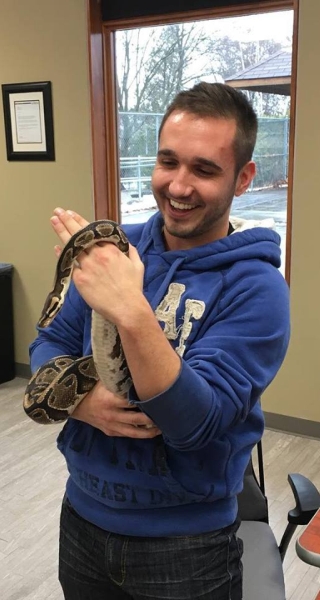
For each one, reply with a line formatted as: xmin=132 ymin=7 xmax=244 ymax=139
xmin=2 ymin=81 xmax=55 ymax=161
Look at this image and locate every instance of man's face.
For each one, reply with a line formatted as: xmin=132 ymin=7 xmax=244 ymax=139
xmin=152 ymin=111 xmax=255 ymax=250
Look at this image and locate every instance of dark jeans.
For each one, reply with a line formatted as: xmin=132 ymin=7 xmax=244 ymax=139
xmin=59 ymin=496 xmax=243 ymax=600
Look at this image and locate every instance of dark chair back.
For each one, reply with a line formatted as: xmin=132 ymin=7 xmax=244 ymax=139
xmin=238 ymin=443 xmax=269 ymax=523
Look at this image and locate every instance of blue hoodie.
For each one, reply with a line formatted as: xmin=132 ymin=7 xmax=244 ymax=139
xmin=29 ymin=212 xmax=290 ymax=537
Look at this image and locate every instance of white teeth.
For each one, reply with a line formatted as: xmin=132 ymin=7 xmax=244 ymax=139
xmin=169 ymin=199 xmax=194 ymax=210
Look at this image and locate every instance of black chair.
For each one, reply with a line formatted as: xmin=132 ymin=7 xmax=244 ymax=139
xmin=238 ymin=441 xmax=320 ymax=600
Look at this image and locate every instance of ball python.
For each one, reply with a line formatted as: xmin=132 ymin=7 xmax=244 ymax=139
xmin=23 ymin=220 xmax=133 ymax=424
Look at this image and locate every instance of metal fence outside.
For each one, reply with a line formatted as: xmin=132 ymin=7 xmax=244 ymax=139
xmin=119 ymin=112 xmax=289 ymax=199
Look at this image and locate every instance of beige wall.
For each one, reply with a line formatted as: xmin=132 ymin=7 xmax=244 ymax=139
xmin=1 ymin=0 xmax=319 ymax=424
xmin=0 ymin=0 xmax=94 ymax=366
xmin=262 ymin=0 xmax=320 ymax=423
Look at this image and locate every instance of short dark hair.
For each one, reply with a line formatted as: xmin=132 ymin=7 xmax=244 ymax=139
xmin=159 ymin=82 xmax=258 ymax=173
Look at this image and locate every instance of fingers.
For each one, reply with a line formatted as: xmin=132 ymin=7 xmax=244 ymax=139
xmin=50 ymin=207 xmax=90 ymax=245
xmin=112 ymin=406 xmax=160 ymax=438
xmin=72 ymin=384 xmax=161 ymax=439
xmin=53 ymin=207 xmax=89 ymax=231
xmin=128 ymin=243 xmax=144 ymax=289
xmin=128 ymin=244 xmax=143 ymax=269
xmin=61 ymin=209 xmax=89 ymax=229
xmin=128 ymin=243 xmax=139 ymax=261
xmin=108 ymin=425 xmax=161 ymax=438
xmin=112 ymin=396 xmax=156 ymax=428
xmin=50 ymin=215 xmax=71 ymax=246
xmin=54 ymin=245 xmax=62 ymax=258
xmin=119 ymin=408 xmax=155 ymax=428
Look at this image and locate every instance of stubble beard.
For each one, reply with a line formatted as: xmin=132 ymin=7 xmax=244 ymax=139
xmin=163 ymin=196 xmax=234 ymax=241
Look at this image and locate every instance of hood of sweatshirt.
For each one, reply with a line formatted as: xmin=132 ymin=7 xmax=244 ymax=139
xmin=123 ymin=211 xmax=282 ymax=274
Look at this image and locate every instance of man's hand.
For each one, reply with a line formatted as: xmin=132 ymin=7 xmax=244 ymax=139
xmin=50 ymin=207 xmax=89 ymax=257
xmin=50 ymin=207 xmax=145 ymax=324
xmin=50 ymin=207 xmax=180 ymax=404
xmin=72 ymin=381 xmax=161 ymax=438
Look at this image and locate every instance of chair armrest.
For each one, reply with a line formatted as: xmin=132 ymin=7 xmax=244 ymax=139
xmin=278 ymin=473 xmax=320 ymax=561
xmin=287 ymin=473 xmax=320 ymax=525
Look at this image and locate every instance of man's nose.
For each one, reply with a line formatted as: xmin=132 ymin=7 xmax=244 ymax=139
xmin=168 ymin=169 xmax=193 ymax=198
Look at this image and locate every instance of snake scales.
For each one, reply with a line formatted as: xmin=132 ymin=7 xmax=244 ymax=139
xmin=23 ymin=220 xmax=133 ymax=424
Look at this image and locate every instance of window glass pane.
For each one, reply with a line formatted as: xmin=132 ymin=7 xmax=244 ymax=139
xmin=116 ymin=10 xmax=293 ymax=274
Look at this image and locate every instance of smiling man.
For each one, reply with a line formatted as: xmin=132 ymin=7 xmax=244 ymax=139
xmin=30 ymin=83 xmax=290 ymax=600
xmin=153 ymin=110 xmax=255 ymax=249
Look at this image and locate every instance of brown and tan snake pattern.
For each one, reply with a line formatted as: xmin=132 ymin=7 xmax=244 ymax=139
xmin=23 ymin=220 xmax=132 ymax=424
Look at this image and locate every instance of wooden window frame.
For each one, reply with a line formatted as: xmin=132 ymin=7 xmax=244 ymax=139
xmin=87 ymin=0 xmax=298 ymax=283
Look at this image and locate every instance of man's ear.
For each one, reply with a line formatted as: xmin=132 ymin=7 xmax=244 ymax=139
xmin=234 ymin=161 xmax=256 ymax=197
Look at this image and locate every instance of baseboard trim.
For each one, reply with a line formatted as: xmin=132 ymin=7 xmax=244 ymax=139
xmin=15 ymin=363 xmax=31 ymax=379
xmin=265 ymin=411 xmax=320 ymax=440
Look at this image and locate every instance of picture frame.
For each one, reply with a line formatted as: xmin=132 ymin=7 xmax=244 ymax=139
xmin=1 ymin=81 xmax=55 ymax=161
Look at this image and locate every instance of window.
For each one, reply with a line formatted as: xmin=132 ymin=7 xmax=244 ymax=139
xmin=91 ymin=0 xmax=296 ymax=279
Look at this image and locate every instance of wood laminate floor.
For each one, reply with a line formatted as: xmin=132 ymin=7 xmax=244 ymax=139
xmin=0 ymin=377 xmax=319 ymax=599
